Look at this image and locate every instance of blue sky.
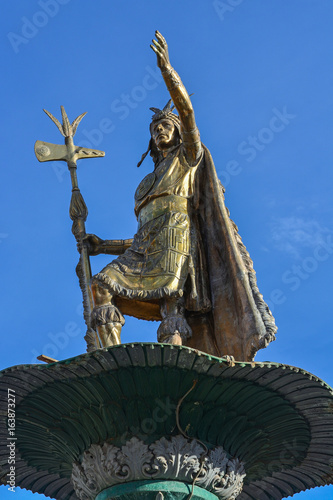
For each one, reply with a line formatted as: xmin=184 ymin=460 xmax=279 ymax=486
xmin=1 ymin=0 xmax=333 ymax=498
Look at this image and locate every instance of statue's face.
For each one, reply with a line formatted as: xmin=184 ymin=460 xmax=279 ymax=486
xmin=151 ymin=119 xmax=177 ymax=151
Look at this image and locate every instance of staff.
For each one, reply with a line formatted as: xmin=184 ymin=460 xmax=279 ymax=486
xmin=34 ymin=106 xmax=105 ymax=351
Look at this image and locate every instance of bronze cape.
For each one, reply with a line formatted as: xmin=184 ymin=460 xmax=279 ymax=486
xmin=186 ymin=145 xmax=277 ymax=360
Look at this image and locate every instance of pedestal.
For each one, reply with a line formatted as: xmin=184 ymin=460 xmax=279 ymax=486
xmin=0 ymin=343 xmax=333 ymax=499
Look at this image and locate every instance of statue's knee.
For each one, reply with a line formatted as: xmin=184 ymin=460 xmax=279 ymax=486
xmin=91 ymin=279 xmax=124 ymax=332
xmin=92 ymin=304 xmax=125 ymax=328
xmin=91 ymin=280 xmax=112 ymax=306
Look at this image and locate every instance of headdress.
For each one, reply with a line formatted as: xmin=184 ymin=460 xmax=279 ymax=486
xmin=137 ymin=99 xmax=181 ymax=167
xmin=149 ymin=99 xmax=181 ymax=132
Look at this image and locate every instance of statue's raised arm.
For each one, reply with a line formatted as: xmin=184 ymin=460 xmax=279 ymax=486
xmin=151 ymin=31 xmax=201 ymax=165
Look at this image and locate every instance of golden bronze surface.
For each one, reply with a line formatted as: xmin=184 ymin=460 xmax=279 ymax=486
xmin=35 ymin=106 xmax=105 ymax=351
xmin=85 ymin=31 xmax=277 ymax=359
xmin=36 ymin=32 xmax=277 ymax=360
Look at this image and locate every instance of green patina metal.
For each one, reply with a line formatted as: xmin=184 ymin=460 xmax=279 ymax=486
xmin=1 ymin=343 xmax=333 ymax=500
xmin=15 ymin=365 xmax=309 ymax=481
xmin=95 ymin=480 xmax=218 ymax=500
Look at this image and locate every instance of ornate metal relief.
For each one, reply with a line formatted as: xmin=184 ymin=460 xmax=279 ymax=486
xmin=71 ymin=435 xmax=246 ymax=500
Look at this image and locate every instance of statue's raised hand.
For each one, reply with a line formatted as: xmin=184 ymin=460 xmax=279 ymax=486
xmin=150 ymin=30 xmax=171 ymax=71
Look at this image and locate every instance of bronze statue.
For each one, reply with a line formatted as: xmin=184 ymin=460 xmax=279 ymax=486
xmin=83 ymin=31 xmax=277 ymax=361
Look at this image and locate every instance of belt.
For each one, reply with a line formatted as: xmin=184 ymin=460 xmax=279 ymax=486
xmin=138 ymin=195 xmax=189 ymax=227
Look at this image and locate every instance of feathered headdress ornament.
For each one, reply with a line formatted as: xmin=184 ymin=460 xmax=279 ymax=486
xmin=149 ymin=99 xmax=181 ymax=131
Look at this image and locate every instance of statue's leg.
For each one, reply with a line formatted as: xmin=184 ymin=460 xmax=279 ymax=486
xmin=157 ymin=297 xmax=192 ymax=345
xmin=91 ymin=281 xmax=125 ymax=348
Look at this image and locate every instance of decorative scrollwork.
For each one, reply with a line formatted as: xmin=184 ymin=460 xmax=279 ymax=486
xmin=71 ymin=435 xmax=245 ymax=500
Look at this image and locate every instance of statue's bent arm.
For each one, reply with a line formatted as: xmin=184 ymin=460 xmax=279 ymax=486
xmin=81 ymin=234 xmax=134 ymax=256
xmin=98 ymin=238 xmax=134 ymax=255
xmin=151 ymin=31 xmax=201 ymax=165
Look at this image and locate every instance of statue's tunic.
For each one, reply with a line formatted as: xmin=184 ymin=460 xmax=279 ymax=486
xmin=94 ymin=145 xmax=210 ymax=319
xmin=93 ymin=142 xmax=277 ymax=358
